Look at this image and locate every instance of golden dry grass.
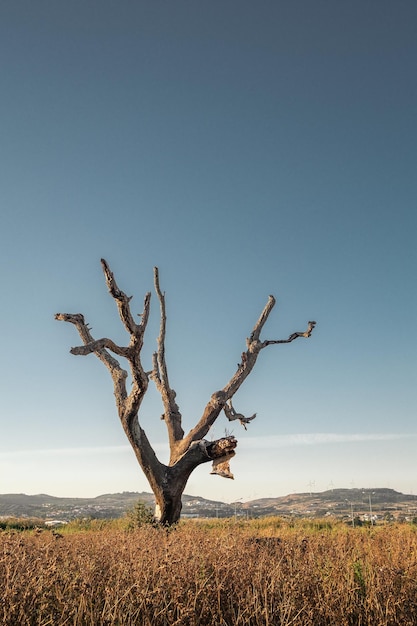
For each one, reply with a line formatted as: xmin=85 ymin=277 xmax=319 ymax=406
xmin=1 ymin=519 xmax=417 ymax=625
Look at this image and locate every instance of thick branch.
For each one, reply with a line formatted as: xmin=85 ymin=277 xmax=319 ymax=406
xmin=248 ymin=295 xmax=276 ymax=343
xmin=150 ymin=267 xmax=184 ymax=453
xmin=172 ymin=436 xmax=237 ymax=477
xmin=178 ymin=299 xmax=316 ymax=453
xmin=55 ymin=262 xmax=163 ymax=487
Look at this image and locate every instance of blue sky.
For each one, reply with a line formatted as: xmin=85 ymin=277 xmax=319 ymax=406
xmin=1 ymin=1 xmax=416 ymax=503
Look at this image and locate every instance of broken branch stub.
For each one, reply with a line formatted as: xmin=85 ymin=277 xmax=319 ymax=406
xmin=207 ymin=436 xmax=237 ymax=479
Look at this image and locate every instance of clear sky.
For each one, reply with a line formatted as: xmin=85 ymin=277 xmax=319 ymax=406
xmin=1 ymin=1 xmax=416 ymax=503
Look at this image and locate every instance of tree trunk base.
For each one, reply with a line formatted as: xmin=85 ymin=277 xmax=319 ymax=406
xmin=154 ymin=492 xmax=183 ymax=526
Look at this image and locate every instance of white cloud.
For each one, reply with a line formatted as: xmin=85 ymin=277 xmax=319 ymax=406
xmin=242 ymin=433 xmax=416 ymax=449
xmin=0 ymin=442 xmax=169 ymax=459
xmin=1 ymin=433 xmax=414 ymax=459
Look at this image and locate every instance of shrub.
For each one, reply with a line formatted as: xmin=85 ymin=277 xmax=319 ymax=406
xmin=125 ymin=500 xmax=154 ymax=528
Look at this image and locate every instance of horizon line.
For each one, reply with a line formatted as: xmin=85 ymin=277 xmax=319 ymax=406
xmin=1 ymin=484 xmax=415 ymax=500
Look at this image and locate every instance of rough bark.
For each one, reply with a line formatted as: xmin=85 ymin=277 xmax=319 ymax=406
xmin=55 ymin=260 xmax=316 ymax=525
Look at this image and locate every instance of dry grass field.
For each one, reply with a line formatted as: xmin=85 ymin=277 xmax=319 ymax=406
xmin=1 ymin=518 xmax=417 ymax=625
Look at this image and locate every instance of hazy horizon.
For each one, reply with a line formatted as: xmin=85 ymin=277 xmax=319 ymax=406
xmin=2 ymin=480 xmax=416 ymax=503
xmin=2 ymin=432 xmax=415 ymax=502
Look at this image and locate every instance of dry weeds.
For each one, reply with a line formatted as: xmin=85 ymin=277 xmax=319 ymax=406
xmin=1 ymin=519 xmax=416 ymax=625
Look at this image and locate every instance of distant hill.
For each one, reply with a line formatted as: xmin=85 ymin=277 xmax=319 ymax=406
xmin=0 ymin=491 xmax=225 ymax=520
xmin=1 ymin=488 xmax=416 ymax=521
xmin=0 ymin=491 xmax=150 ymax=519
xmin=242 ymin=488 xmax=417 ymax=518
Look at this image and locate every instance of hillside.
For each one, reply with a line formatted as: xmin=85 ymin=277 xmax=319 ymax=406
xmin=243 ymin=488 xmax=417 ymax=519
xmin=0 ymin=491 xmax=224 ymax=520
xmin=1 ymin=488 xmax=416 ymax=522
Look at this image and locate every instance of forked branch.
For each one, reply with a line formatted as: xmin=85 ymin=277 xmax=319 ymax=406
xmin=54 ymin=312 xmax=129 ymax=413
xmin=56 ymin=260 xmax=152 ymax=420
xmin=179 ymin=300 xmax=316 ymax=452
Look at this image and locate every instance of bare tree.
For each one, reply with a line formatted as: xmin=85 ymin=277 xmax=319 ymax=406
xmin=55 ymin=260 xmax=316 ymax=525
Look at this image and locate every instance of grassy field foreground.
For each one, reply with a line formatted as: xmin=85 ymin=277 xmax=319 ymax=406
xmin=1 ymin=518 xmax=417 ymax=625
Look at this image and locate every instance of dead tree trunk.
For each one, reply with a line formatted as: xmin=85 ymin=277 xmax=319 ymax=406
xmin=55 ymin=260 xmax=316 ymax=525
